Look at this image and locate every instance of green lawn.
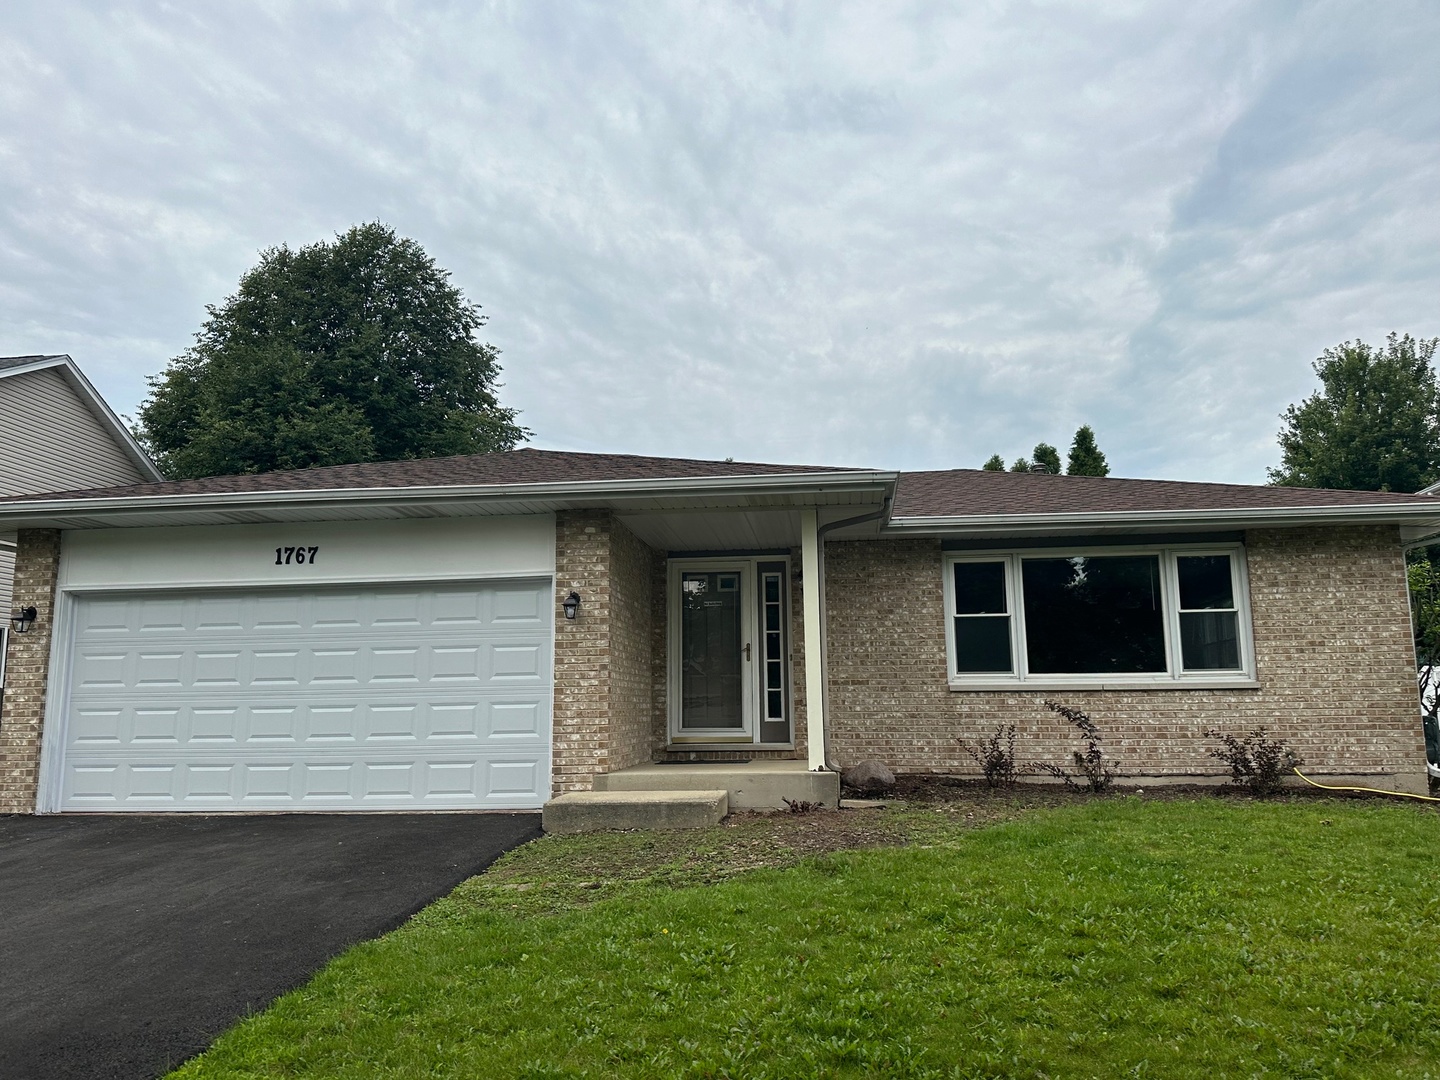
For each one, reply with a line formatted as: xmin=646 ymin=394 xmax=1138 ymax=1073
xmin=171 ymin=797 xmax=1440 ymax=1079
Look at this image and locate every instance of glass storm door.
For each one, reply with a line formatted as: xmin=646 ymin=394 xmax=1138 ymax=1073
xmin=680 ymin=570 xmax=747 ymax=733
xmin=673 ymin=561 xmax=792 ymax=744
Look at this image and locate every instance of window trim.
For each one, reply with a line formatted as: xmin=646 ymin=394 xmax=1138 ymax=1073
xmin=942 ymin=543 xmax=1257 ymax=690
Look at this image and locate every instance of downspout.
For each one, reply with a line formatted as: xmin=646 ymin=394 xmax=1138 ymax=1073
xmin=810 ymin=495 xmax=894 ymax=773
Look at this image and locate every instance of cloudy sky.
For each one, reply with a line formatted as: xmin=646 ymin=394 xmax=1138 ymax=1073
xmin=2 ymin=1 xmax=1437 ymax=483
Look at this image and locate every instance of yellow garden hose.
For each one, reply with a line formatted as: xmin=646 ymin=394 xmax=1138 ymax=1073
xmin=1291 ymin=766 xmax=1440 ymax=803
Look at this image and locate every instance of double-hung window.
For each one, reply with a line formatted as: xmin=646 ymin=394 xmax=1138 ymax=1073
xmin=944 ymin=546 xmax=1254 ymax=688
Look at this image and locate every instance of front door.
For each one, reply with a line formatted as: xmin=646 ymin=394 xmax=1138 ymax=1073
xmin=670 ymin=559 xmax=792 ymax=745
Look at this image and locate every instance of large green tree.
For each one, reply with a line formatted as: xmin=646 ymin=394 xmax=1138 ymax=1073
xmin=138 ymin=223 xmax=528 ymax=478
xmin=1269 ymin=333 xmax=1440 ymax=493
xmin=1066 ymin=424 xmax=1109 ymax=476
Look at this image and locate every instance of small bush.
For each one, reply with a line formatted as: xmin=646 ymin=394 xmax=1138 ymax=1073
xmin=782 ymin=797 xmax=824 ymax=814
xmin=1032 ymin=701 xmax=1117 ymax=793
xmin=1205 ymin=727 xmax=1301 ymax=796
xmin=961 ymin=724 xmax=1020 ymax=787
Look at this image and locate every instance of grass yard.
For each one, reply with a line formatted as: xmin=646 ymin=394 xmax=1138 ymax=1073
xmin=171 ymin=794 xmax=1440 ymax=1079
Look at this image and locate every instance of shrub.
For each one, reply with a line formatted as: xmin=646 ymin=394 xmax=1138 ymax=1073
xmin=782 ymin=797 xmax=824 ymax=814
xmin=1205 ymin=727 xmax=1301 ymax=796
xmin=961 ymin=724 xmax=1020 ymax=787
xmin=1032 ymin=701 xmax=1117 ymax=793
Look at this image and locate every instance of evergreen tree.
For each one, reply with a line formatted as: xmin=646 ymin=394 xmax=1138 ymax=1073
xmin=1031 ymin=443 xmax=1062 ymax=475
xmin=982 ymin=454 xmax=1006 ymax=471
xmin=1066 ymin=425 xmax=1110 ymax=476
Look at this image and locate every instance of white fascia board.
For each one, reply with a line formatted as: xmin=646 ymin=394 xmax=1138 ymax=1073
xmin=885 ymin=502 xmax=1440 ymax=535
xmin=0 ymin=470 xmax=900 ymax=529
xmin=1 ymin=355 xmax=164 ymax=482
xmin=0 ymin=355 xmax=69 ymax=380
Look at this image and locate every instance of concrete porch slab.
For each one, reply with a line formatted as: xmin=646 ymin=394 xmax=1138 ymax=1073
xmin=542 ymin=789 xmax=729 ymax=834
xmin=593 ymin=760 xmax=840 ymax=810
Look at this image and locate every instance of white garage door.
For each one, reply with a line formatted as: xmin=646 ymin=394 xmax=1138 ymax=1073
xmin=55 ymin=580 xmax=553 ymax=811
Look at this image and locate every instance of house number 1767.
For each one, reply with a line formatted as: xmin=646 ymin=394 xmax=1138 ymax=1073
xmin=275 ymin=546 xmax=319 ymax=565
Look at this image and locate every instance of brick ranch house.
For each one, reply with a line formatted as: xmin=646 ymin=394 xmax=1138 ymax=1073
xmin=1 ymin=447 xmax=1438 ymax=815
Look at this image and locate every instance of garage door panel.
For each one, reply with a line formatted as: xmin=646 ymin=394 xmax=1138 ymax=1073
xmin=60 ymin=581 xmax=553 ymax=811
xmin=486 ymin=759 xmax=544 ymax=797
xmin=490 ymin=585 xmax=546 ymax=624
xmin=72 ymin=640 xmax=550 ymax=691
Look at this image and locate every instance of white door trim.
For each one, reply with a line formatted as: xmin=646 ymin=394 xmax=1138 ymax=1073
xmin=666 ymin=556 xmax=794 ymax=748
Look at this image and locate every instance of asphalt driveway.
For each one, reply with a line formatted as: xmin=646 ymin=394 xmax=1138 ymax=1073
xmin=0 ymin=812 xmax=541 ymax=1080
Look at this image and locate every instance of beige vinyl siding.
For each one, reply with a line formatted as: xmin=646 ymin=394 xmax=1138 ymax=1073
xmin=0 ymin=368 xmax=149 ymax=495
xmin=0 ymin=535 xmax=13 ymax=611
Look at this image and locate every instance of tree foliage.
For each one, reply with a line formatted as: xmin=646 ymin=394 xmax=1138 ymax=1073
xmin=138 ymin=223 xmax=528 ymax=479
xmin=1031 ymin=443 xmax=1062 ymax=475
xmin=1409 ymin=556 xmax=1440 ymax=715
xmin=988 ymin=426 xmax=1109 ymax=476
xmin=1066 ymin=424 xmax=1110 ymax=476
xmin=1269 ymin=333 xmax=1440 ymax=493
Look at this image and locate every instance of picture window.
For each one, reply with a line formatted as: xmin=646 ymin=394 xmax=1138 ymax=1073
xmin=945 ymin=546 xmax=1252 ymax=686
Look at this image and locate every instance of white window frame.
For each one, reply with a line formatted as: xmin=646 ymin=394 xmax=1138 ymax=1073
xmin=943 ymin=543 xmax=1258 ymax=691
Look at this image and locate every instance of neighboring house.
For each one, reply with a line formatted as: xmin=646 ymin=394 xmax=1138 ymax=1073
xmin=0 ymin=448 xmax=1436 ymax=815
xmin=0 ymin=355 xmax=161 ymax=700
xmin=0 ymin=355 xmax=162 ymax=605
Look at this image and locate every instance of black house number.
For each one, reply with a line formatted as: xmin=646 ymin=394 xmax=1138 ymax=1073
xmin=275 ymin=546 xmax=319 ymax=566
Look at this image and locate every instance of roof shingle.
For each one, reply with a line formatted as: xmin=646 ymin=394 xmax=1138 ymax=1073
xmin=5 ymin=448 xmax=1436 ymax=519
xmin=891 ymin=468 xmax=1440 ymax=517
xmin=11 ymin=448 xmax=860 ymax=502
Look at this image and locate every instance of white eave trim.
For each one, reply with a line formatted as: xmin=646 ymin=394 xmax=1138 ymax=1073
xmin=0 ymin=470 xmax=900 ymax=526
xmin=0 ymin=355 xmax=164 ymax=483
xmin=884 ymin=501 xmax=1440 ymax=534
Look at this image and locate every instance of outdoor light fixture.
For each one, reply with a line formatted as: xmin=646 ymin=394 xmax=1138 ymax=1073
xmin=11 ymin=606 xmax=37 ymax=634
xmin=562 ymin=591 xmax=581 ymax=620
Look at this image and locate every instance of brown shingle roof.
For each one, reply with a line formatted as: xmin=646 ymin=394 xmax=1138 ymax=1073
xmin=9 ymin=448 xmax=1436 ymax=520
xmin=13 ymin=448 xmax=862 ymax=502
xmin=892 ymin=468 xmax=1440 ymax=518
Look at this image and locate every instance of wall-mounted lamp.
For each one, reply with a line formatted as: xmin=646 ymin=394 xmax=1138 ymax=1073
xmin=562 ymin=591 xmax=581 ymax=621
xmin=11 ymin=606 xmax=37 ymax=634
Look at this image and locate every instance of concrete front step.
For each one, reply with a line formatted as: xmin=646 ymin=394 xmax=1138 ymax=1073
xmin=542 ymin=789 xmax=729 ymax=835
xmin=593 ymin=760 xmax=839 ymax=810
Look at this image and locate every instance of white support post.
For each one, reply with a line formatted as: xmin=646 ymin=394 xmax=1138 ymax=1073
xmin=800 ymin=508 xmax=827 ymax=771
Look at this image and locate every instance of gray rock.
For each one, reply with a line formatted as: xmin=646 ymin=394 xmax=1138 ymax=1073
xmin=841 ymin=759 xmax=896 ymax=794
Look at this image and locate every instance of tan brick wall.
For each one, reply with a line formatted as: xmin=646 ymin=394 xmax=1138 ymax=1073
xmin=610 ymin=517 xmax=659 ymax=771
xmin=552 ymin=510 xmax=660 ymax=794
xmin=0 ymin=530 xmax=61 ymax=813
xmin=825 ymin=526 xmax=1425 ymax=783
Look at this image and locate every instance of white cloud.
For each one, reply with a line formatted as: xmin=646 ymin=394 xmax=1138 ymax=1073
xmin=0 ymin=0 xmax=1437 ymax=481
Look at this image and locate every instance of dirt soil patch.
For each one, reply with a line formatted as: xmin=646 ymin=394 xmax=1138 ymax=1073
xmin=446 ymin=776 xmax=1434 ymax=921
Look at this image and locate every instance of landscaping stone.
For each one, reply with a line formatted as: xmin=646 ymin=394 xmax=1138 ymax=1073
xmin=841 ymin=759 xmax=896 ymax=794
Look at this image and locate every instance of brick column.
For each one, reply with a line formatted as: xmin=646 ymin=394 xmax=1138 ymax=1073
xmin=1 ymin=529 xmax=61 ymax=813
xmin=553 ymin=510 xmax=613 ymax=795
xmin=552 ymin=511 xmax=659 ymax=796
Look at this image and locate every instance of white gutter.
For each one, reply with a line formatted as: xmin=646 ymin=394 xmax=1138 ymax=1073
xmin=884 ymin=501 xmax=1440 ymax=535
xmin=0 ymin=470 xmax=901 ymax=526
